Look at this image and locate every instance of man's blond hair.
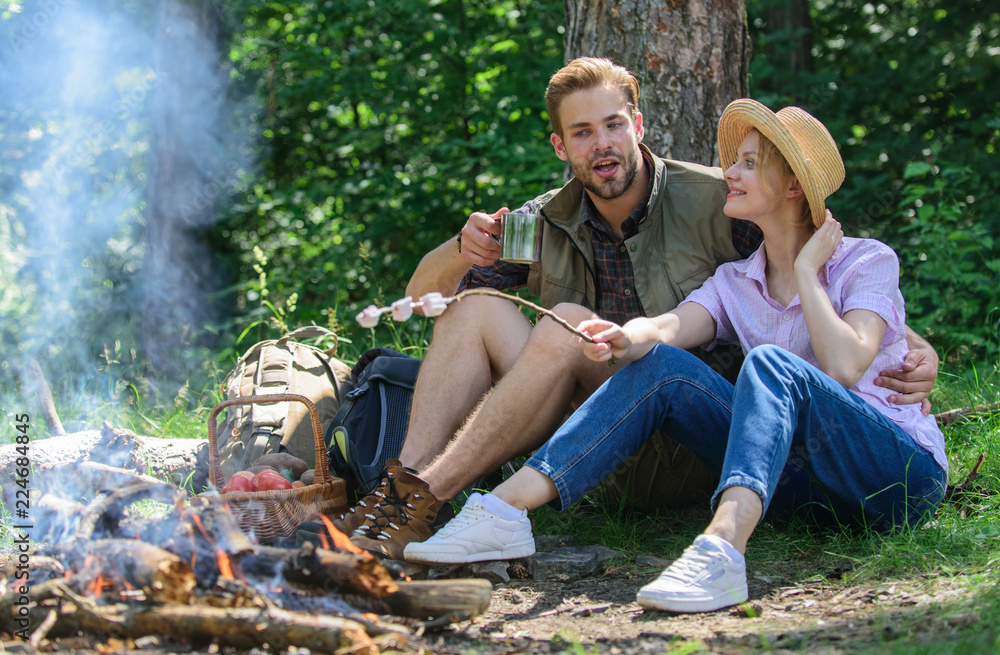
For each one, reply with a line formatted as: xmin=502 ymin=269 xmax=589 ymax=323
xmin=545 ymin=57 xmax=640 ymax=138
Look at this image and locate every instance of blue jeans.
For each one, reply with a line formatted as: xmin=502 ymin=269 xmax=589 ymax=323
xmin=527 ymin=344 xmax=947 ymax=530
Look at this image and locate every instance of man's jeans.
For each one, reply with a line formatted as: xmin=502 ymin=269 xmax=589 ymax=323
xmin=527 ymin=344 xmax=946 ymax=530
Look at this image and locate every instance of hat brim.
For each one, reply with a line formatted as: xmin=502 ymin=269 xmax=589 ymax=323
xmin=718 ymin=100 xmax=841 ymax=229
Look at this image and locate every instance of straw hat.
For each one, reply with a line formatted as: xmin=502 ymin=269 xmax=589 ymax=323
xmin=718 ymin=99 xmax=845 ymax=228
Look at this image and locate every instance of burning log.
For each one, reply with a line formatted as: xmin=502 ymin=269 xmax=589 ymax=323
xmin=178 ymin=504 xmax=255 ymax=557
xmin=247 ymin=542 xmax=399 ymax=598
xmin=170 ymin=504 xmax=258 ymax=585
xmin=241 ymin=543 xmax=492 ymax=619
xmin=47 ymin=539 xmax=195 ymax=605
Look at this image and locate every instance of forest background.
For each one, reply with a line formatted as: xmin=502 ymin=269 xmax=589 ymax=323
xmin=0 ymin=0 xmax=998 ymax=434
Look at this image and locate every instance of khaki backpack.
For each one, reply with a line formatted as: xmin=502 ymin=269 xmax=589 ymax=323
xmin=215 ymin=326 xmax=354 ymax=481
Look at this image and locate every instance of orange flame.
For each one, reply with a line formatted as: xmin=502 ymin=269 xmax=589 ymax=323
xmin=191 ymin=513 xmax=212 ymax=542
xmin=317 ymin=513 xmax=364 ymax=554
xmin=216 ymin=549 xmax=234 ymax=580
xmin=89 ymin=573 xmax=114 ymax=597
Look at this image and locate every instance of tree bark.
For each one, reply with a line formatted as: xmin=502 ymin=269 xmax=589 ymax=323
xmin=564 ymin=0 xmax=751 ymax=165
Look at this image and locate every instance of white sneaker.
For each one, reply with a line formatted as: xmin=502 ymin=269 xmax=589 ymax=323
xmin=403 ymin=497 xmax=535 ymax=565
xmin=636 ymin=534 xmax=748 ymax=613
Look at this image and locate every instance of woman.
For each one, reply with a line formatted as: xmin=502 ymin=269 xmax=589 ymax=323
xmin=403 ymin=100 xmax=948 ymax=613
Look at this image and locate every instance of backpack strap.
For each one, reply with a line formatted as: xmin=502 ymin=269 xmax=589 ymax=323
xmin=243 ymin=340 xmax=293 ymax=469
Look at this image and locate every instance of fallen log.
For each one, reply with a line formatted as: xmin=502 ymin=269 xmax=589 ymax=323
xmin=0 ymin=427 xmax=207 ymax=514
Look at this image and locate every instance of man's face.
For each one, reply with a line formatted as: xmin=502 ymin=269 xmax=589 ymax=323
xmin=551 ymin=85 xmax=644 ymax=201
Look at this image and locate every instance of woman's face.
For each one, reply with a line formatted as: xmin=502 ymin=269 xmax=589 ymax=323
xmin=723 ymin=130 xmax=787 ymax=223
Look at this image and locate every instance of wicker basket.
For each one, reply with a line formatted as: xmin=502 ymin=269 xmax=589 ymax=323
xmin=204 ymin=393 xmax=348 ymax=543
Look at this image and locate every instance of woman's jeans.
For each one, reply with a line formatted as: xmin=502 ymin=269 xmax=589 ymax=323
xmin=527 ymin=344 xmax=947 ymax=530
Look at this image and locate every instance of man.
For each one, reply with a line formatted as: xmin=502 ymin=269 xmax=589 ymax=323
xmin=340 ymin=57 xmax=938 ymax=560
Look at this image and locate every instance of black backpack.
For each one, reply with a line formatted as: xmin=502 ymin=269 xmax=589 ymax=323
xmin=325 ymin=348 xmax=421 ymax=495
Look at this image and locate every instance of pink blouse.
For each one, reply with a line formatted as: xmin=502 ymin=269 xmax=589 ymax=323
xmin=682 ymin=237 xmax=947 ymax=472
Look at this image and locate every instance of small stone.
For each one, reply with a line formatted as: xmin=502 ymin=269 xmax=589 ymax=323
xmin=577 ymin=544 xmax=623 ymax=565
xmin=468 ymin=560 xmax=510 ymax=584
xmin=534 ymin=534 xmax=578 ymax=552
xmin=528 ymin=548 xmax=599 ymax=581
xmin=634 ymin=554 xmax=672 ymax=568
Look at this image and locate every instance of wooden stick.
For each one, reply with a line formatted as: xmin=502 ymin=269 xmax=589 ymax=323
xmin=74 ymin=481 xmax=184 ymax=541
xmin=25 ymin=359 xmax=65 ymax=436
xmin=450 ymin=288 xmax=597 ymax=342
xmin=936 ymin=401 xmax=1000 ymax=427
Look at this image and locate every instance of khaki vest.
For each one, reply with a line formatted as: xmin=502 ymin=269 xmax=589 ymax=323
xmin=526 ymin=146 xmax=742 ymax=318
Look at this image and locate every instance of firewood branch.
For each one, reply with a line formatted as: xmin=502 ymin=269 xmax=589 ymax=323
xmin=936 ymin=401 xmax=1000 ymax=427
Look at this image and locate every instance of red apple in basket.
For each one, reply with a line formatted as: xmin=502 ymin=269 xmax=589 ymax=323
xmin=220 ymin=471 xmax=254 ymax=493
xmin=252 ymin=469 xmax=293 ymax=492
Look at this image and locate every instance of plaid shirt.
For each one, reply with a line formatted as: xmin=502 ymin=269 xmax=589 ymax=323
xmin=460 ymin=185 xmax=762 ymax=325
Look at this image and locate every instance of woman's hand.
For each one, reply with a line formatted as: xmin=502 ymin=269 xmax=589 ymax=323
xmin=578 ymin=319 xmax=632 ymax=363
xmin=795 ymin=211 xmax=843 ymax=277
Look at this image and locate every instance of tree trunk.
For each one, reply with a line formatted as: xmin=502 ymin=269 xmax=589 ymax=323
xmin=564 ymin=0 xmax=751 ymax=166
xmin=761 ymin=0 xmax=813 ymax=77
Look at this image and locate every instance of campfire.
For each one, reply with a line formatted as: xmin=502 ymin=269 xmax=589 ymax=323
xmin=1 ymin=420 xmax=491 ymax=653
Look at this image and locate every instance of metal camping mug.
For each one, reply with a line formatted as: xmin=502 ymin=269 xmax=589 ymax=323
xmin=499 ymin=212 xmax=542 ymax=263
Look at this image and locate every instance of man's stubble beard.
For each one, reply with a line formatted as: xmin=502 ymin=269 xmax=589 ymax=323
xmin=572 ymin=145 xmax=641 ymax=201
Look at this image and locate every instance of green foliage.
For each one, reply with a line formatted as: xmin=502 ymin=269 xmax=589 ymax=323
xmin=894 ymin=161 xmax=1000 ymax=363
xmin=748 ymin=0 xmax=1000 ymax=365
xmin=220 ymin=0 xmax=565 ymax=343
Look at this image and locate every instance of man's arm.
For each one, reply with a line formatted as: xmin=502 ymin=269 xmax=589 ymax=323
xmin=874 ymin=325 xmax=939 ymax=416
xmin=405 ymin=209 xmax=506 ymax=306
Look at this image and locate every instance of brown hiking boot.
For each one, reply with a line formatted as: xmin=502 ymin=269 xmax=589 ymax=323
xmin=332 ymin=459 xmax=406 ymax=535
xmin=348 ymin=469 xmax=452 ymax=560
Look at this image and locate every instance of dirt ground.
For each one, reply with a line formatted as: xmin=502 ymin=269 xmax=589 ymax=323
xmin=0 ymin=562 xmax=988 ymax=655
xmin=427 ymin=565 xmax=985 ymax=654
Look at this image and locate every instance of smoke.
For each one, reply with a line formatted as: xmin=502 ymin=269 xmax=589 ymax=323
xmin=0 ymin=0 xmax=252 ymax=424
